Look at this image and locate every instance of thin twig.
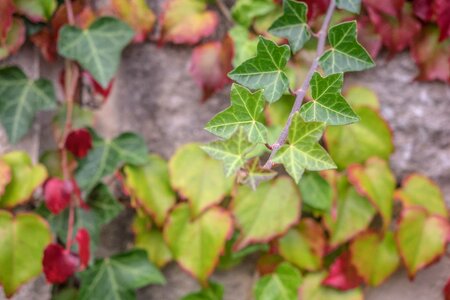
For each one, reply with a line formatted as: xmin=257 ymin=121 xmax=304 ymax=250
xmin=263 ymin=0 xmax=336 ymax=169
xmin=216 ymin=0 xmax=233 ymax=24
xmin=65 ymin=0 xmax=75 ymax=25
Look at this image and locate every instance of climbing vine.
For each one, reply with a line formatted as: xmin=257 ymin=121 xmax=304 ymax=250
xmin=0 ymin=0 xmax=449 ymax=299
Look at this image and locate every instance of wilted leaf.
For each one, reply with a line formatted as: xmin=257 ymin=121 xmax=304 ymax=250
xmin=254 ymin=262 xmax=302 ymax=300
xmin=273 ymin=113 xmax=336 ymax=183
xmin=269 ymin=0 xmax=310 ymax=53
xmin=43 ymin=243 xmax=79 ymax=284
xmin=279 ymin=218 xmax=325 ymax=271
xmin=322 ymin=252 xmax=364 ymax=291
xmin=299 ymin=272 xmax=364 ymax=300
xmin=319 ymin=21 xmax=375 ymax=75
xmin=350 ymin=231 xmax=400 ymax=286
xmin=300 ymin=72 xmax=359 ymax=125
xmin=164 ymin=204 xmax=233 ymax=284
xmin=78 ymin=249 xmax=165 ymax=300
xmin=58 ymin=17 xmax=134 ymax=87
xmin=395 ymin=207 xmax=450 ymax=278
xmin=0 ymin=211 xmax=51 ymax=297
xmin=229 ymin=37 xmax=291 ymax=103
xmin=160 ymin=0 xmax=218 ymax=45
xmin=232 ymin=176 xmax=301 ymax=249
xmin=298 ymin=172 xmax=332 ymax=213
xmin=0 ymin=151 xmax=47 ymax=208
xmin=169 ymin=144 xmax=233 ymax=217
xmin=124 ymin=155 xmax=176 ymax=226
xmin=182 ymin=282 xmax=224 ymax=300
xmin=0 ymin=66 xmax=56 ymax=143
xmin=13 ymin=0 xmax=57 ymax=21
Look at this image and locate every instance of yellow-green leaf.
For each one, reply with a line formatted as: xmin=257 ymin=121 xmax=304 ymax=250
xmin=254 ymin=262 xmax=302 ymax=300
xmin=299 ymin=272 xmax=363 ymax=300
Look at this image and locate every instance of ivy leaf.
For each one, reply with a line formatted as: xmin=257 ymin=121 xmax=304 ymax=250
xmin=44 ymin=178 xmax=72 ymax=214
xmin=254 ymin=262 xmax=302 ymax=300
xmin=205 ymin=84 xmax=268 ymax=143
xmin=272 ymin=113 xmax=336 ymax=183
xmin=78 ymin=249 xmax=165 ymax=300
xmin=350 ymin=231 xmax=400 ymax=286
xmin=0 ymin=66 xmax=56 ymax=143
xmin=231 ymin=0 xmax=277 ymax=28
xmin=300 ymin=72 xmax=359 ymax=125
xmin=299 ymin=272 xmax=364 ymax=300
xmin=323 ymin=177 xmax=375 ymax=247
xmin=324 ymin=106 xmax=394 ymax=169
xmin=181 ymin=281 xmax=224 ymax=300
xmin=58 ymin=17 xmax=134 ymax=87
xmin=169 ymin=144 xmax=233 ymax=217
xmin=319 ymin=21 xmax=375 ymax=75
xmin=0 ymin=0 xmax=14 ymax=40
xmin=395 ymin=208 xmax=450 ymax=278
xmin=13 ymin=0 xmax=56 ymax=21
xmin=229 ymin=25 xmax=258 ymax=67
xmin=445 ymin=276 xmax=450 ymax=300
xmin=394 ymin=174 xmax=448 ymax=218
xmin=124 ymin=155 xmax=176 ymax=227
xmin=0 ymin=151 xmax=47 ymax=208
xmin=228 ymin=37 xmax=291 ymax=103
xmin=348 ymin=157 xmax=396 ymax=229
xmin=0 ymin=211 xmax=51 ymax=297
xmin=75 ymin=132 xmax=148 ymax=194
xmin=160 ymin=0 xmax=218 ymax=45
xmin=232 ymin=177 xmax=301 ymax=249
xmin=0 ymin=159 xmax=11 ymax=196
xmin=164 ymin=204 xmax=233 ymax=284
xmin=279 ymin=218 xmax=326 ymax=271
xmin=298 ymin=172 xmax=332 ymax=214
xmin=65 ymin=128 xmax=93 ymax=159
xmin=76 ymin=228 xmax=90 ymax=268
xmin=0 ymin=18 xmax=25 ymax=60
xmin=43 ymin=243 xmax=79 ymax=284
xmin=336 ymin=0 xmax=361 ymax=13
xmin=322 ymin=252 xmax=364 ymax=291
xmin=268 ymin=0 xmax=310 ymax=53
xmin=241 ymin=158 xmax=277 ymax=190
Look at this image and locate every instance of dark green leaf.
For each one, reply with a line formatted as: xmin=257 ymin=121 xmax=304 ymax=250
xmin=298 ymin=172 xmax=332 ymax=213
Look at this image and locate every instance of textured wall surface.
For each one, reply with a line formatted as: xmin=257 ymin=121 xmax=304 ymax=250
xmin=1 ymin=1 xmax=450 ymax=299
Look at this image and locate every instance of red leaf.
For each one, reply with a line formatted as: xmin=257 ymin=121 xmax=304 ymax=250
xmin=444 ymin=276 xmax=450 ymax=300
xmin=302 ymin=0 xmax=330 ymax=22
xmin=44 ymin=178 xmax=73 ymax=215
xmin=0 ymin=0 xmax=15 ymax=41
xmin=75 ymin=228 xmax=90 ymax=268
xmin=435 ymin=0 xmax=450 ymax=41
xmin=189 ymin=36 xmax=233 ymax=102
xmin=363 ymin=0 xmax=405 ymax=17
xmin=357 ymin=16 xmax=383 ymax=58
xmin=65 ymin=128 xmax=93 ymax=159
xmin=412 ymin=0 xmax=434 ymax=21
xmin=82 ymin=71 xmax=114 ymax=102
xmin=43 ymin=244 xmax=79 ymax=284
xmin=322 ymin=252 xmax=364 ymax=291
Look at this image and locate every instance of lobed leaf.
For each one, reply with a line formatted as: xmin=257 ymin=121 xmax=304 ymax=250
xmin=241 ymin=158 xmax=277 ymax=190
xmin=254 ymin=262 xmax=302 ymax=300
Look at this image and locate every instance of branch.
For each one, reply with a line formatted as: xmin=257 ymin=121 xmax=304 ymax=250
xmin=216 ymin=0 xmax=233 ymax=24
xmin=263 ymin=0 xmax=336 ymax=169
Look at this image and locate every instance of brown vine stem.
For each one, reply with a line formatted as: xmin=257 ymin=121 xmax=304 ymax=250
xmin=263 ymin=0 xmax=336 ymax=169
xmin=216 ymin=0 xmax=233 ymax=24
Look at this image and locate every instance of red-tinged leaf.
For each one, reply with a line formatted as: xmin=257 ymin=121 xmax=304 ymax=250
xmin=111 ymin=0 xmax=156 ymax=43
xmin=76 ymin=228 xmax=90 ymax=268
xmin=44 ymin=178 xmax=72 ymax=215
xmin=159 ymin=0 xmax=219 ymax=45
xmin=410 ymin=25 xmax=450 ymax=83
xmin=189 ymin=37 xmax=233 ymax=102
xmin=257 ymin=253 xmax=283 ymax=276
xmin=65 ymin=128 xmax=93 ymax=159
xmin=43 ymin=243 xmax=79 ymax=284
xmin=435 ymin=0 xmax=450 ymax=41
xmin=412 ymin=0 xmax=434 ymax=21
xmin=82 ymin=71 xmax=114 ymax=103
xmin=0 ymin=159 xmax=11 ymax=195
xmin=444 ymin=276 xmax=450 ymax=300
xmin=363 ymin=0 xmax=405 ymax=17
xmin=302 ymin=0 xmax=330 ymax=22
xmin=0 ymin=0 xmax=15 ymax=41
xmin=367 ymin=3 xmax=421 ymax=55
xmin=357 ymin=16 xmax=382 ymax=58
xmin=322 ymin=252 xmax=364 ymax=291
xmin=0 ymin=18 xmax=26 ymax=60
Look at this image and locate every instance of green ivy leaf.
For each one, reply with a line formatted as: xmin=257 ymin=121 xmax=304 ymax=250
xmin=164 ymin=204 xmax=233 ymax=284
xmin=336 ymin=0 xmax=361 ymax=14
xmin=0 ymin=211 xmax=51 ymax=297
xmin=0 ymin=151 xmax=47 ymax=208
xmin=254 ymin=262 xmax=302 ymax=300
xmin=241 ymin=158 xmax=277 ymax=190
xmin=344 ymin=85 xmax=379 ymax=110
xmin=232 ymin=177 xmax=300 ymax=249
xmin=229 ymin=26 xmax=258 ymax=67
xmin=348 ymin=157 xmax=396 ymax=229
xmin=300 ymin=72 xmax=359 ymax=125
xmin=268 ymin=0 xmax=310 ymax=53
xmin=14 ymin=0 xmax=57 ymax=21
xmin=75 ymin=132 xmax=148 ymax=193
xmin=324 ymin=106 xmax=394 ymax=169
xmin=272 ymin=113 xmax=336 ymax=183
xmin=0 ymin=66 xmax=56 ymax=143
xmin=205 ymin=84 xmax=268 ymax=143
xmin=169 ymin=144 xmax=233 ymax=217
xmin=299 ymin=272 xmax=363 ymax=300
xmin=181 ymin=281 xmax=224 ymax=300
xmin=394 ymin=174 xmax=448 ymax=218
xmin=324 ymin=177 xmax=375 ymax=247
xmin=350 ymin=231 xmax=400 ymax=286
xmin=231 ymin=0 xmax=277 ymax=28
xmin=219 ymin=232 xmax=269 ymax=269
xmin=298 ymin=172 xmax=332 ymax=214
xmin=319 ymin=21 xmax=375 ymax=75
xmin=78 ymin=249 xmax=165 ymax=300
xmin=228 ymin=37 xmax=290 ymax=103
xmin=124 ymin=155 xmax=176 ymax=226
xmin=395 ymin=208 xmax=450 ymax=278
xmin=279 ymin=219 xmax=325 ymax=271
xmin=58 ymin=17 xmax=134 ymax=87
xmin=202 ymin=128 xmax=255 ymax=177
